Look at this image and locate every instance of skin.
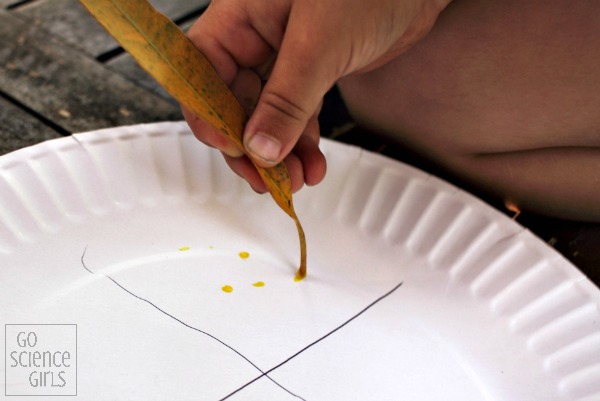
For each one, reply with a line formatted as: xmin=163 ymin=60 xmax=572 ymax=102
xmin=339 ymin=0 xmax=600 ymax=220
xmin=183 ymin=0 xmax=451 ymax=192
xmin=184 ymin=0 xmax=600 ymax=221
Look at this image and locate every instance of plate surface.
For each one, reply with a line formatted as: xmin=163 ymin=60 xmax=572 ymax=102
xmin=1 ymin=122 xmax=599 ymax=400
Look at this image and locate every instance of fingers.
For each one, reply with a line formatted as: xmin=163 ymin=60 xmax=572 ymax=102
xmin=294 ymin=116 xmax=327 ymax=187
xmin=186 ymin=64 xmax=327 ymax=192
xmin=230 ymin=68 xmax=262 ymax=116
xmin=182 ymin=106 xmax=244 ymax=158
xmin=183 ymin=65 xmax=262 ymax=158
xmin=223 ymin=118 xmax=326 ymax=193
xmin=185 ymin=0 xmax=331 ymax=192
xmin=242 ymin=5 xmax=338 ymax=168
xmin=223 ymin=154 xmax=267 ymax=193
xmin=224 ymin=151 xmax=305 ymax=193
xmin=186 ymin=2 xmax=275 ymax=85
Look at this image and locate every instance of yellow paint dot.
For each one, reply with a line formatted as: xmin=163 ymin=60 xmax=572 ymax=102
xmin=178 ymin=246 xmax=190 ymax=251
xmin=239 ymin=251 xmax=250 ymax=259
xmin=221 ymin=285 xmax=233 ymax=293
xmin=252 ymin=281 xmax=265 ymax=287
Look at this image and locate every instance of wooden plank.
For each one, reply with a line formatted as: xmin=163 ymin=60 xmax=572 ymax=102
xmin=0 ymin=11 xmax=182 ymax=134
xmin=16 ymin=0 xmax=209 ymax=58
xmin=105 ymin=54 xmax=176 ymax=106
xmin=0 ymin=96 xmax=63 ymax=156
xmin=17 ymin=0 xmax=115 ymax=58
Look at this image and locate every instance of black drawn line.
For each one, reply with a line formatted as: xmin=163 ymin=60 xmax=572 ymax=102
xmin=221 ymin=281 xmax=404 ymax=400
xmin=80 ymin=247 xmax=305 ymax=401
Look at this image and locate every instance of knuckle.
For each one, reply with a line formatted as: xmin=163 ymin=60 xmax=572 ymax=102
xmin=260 ymin=90 xmax=308 ymax=124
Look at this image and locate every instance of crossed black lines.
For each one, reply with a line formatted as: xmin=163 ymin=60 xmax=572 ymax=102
xmin=81 ymin=248 xmax=403 ymax=400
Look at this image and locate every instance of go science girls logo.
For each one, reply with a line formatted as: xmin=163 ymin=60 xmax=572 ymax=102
xmin=5 ymin=324 xmax=77 ymax=396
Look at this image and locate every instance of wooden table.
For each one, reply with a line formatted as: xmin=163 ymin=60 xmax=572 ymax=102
xmin=1 ymin=0 xmax=599 ymax=288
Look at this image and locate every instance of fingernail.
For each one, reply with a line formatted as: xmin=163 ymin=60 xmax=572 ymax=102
xmin=245 ymin=133 xmax=281 ymax=164
xmin=221 ymin=147 xmax=244 ymax=158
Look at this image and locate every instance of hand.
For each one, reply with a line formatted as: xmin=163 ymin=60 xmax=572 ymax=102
xmin=183 ymin=0 xmax=451 ymax=192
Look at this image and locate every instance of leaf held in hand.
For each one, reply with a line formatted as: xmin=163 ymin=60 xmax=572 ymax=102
xmin=79 ymin=0 xmax=307 ymax=280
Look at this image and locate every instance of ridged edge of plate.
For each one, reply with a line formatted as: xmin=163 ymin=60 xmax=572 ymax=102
xmin=0 ymin=121 xmax=598 ymax=399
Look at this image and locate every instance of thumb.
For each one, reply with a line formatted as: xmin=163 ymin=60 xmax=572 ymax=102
xmin=243 ymin=17 xmax=338 ymax=167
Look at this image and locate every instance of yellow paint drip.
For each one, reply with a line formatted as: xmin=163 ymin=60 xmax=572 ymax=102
xmin=252 ymin=281 xmax=265 ymax=287
xmin=221 ymin=285 xmax=233 ymax=293
xmin=239 ymin=251 xmax=250 ymax=259
xmin=178 ymin=246 xmax=190 ymax=251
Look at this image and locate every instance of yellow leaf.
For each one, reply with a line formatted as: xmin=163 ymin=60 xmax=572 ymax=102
xmin=80 ymin=0 xmax=307 ymax=280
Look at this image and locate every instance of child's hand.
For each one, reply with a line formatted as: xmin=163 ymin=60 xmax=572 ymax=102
xmin=183 ymin=0 xmax=451 ymax=192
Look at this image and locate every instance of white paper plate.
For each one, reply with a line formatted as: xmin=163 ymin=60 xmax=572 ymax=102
xmin=1 ymin=122 xmax=599 ymax=401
